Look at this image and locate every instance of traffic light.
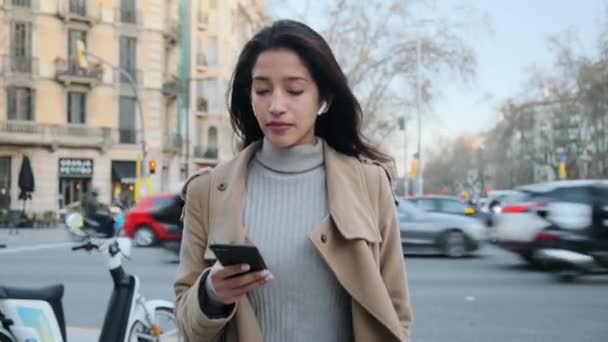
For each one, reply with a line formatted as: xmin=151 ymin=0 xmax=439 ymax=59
xmin=76 ymin=40 xmax=88 ymax=68
xmin=409 ymin=159 xmax=418 ymax=178
xmin=148 ymin=160 xmax=157 ymax=175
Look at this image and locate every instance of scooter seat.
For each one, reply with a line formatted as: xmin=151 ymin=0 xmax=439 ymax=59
xmin=0 ymin=284 xmax=67 ymax=341
xmin=0 ymin=284 xmax=64 ymax=302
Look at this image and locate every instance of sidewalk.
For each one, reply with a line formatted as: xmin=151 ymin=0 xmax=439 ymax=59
xmin=0 ymin=226 xmax=69 ymax=248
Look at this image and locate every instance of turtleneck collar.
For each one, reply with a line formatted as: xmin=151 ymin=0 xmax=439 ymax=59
xmin=255 ymin=137 xmax=324 ymax=174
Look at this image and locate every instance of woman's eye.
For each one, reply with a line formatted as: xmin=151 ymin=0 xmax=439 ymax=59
xmin=288 ymin=90 xmax=304 ymax=96
xmin=254 ymin=89 xmax=270 ymax=95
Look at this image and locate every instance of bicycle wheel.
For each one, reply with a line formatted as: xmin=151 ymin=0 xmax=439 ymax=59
xmin=128 ymin=306 xmax=179 ymax=342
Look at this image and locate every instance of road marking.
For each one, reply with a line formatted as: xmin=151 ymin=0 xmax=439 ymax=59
xmin=0 ymin=242 xmax=73 ymax=255
xmin=67 ymin=326 xmax=100 ymax=333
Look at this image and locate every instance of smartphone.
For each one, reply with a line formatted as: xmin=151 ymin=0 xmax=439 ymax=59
xmin=209 ymin=243 xmax=268 ymax=272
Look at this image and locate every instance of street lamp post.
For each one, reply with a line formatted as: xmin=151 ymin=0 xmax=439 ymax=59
xmin=76 ymin=40 xmax=147 ymax=178
xmin=415 ymin=37 xmax=423 ymax=196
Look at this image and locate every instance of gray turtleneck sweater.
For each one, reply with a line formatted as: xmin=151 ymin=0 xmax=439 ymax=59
xmin=206 ymin=138 xmax=353 ymax=341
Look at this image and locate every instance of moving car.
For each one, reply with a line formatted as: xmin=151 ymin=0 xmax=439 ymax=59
xmin=123 ymin=193 xmax=183 ymax=247
xmin=407 ymin=195 xmax=492 ymax=226
xmin=492 ymin=180 xmax=608 ymax=265
xmin=397 ymin=199 xmax=486 ymax=257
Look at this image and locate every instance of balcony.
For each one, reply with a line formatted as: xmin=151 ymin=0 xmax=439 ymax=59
xmin=57 ymin=0 xmax=99 ymax=26
xmin=1 ymin=55 xmax=39 ymax=80
xmin=163 ymin=18 xmax=179 ymax=45
xmin=2 ymin=0 xmax=39 ymax=12
xmin=0 ymin=120 xmax=114 ymax=150
xmin=162 ymin=73 xmax=179 ymax=99
xmin=193 ymin=145 xmax=219 ymax=163
xmin=55 ymin=57 xmax=103 ymax=87
xmin=162 ymin=133 xmax=183 ymax=153
xmin=115 ymin=7 xmax=141 ymax=26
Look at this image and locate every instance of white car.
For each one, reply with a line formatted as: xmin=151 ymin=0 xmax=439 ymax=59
xmin=491 ymin=180 xmax=608 ymax=264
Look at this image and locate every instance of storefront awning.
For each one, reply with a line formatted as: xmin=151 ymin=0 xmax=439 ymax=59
xmin=112 ymin=161 xmax=136 ymax=184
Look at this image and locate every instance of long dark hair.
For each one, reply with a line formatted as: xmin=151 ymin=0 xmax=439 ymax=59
xmin=228 ymin=19 xmax=391 ymax=163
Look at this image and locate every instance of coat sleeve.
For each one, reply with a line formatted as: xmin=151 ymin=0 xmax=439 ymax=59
xmin=375 ymin=166 xmax=413 ymax=341
xmin=174 ymin=173 xmax=237 ymax=341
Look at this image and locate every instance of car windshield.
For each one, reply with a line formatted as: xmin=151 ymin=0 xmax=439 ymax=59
xmin=397 ymin=199 xmax=425 ymax=219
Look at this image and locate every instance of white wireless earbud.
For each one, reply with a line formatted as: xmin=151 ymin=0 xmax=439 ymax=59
xmin=317 ymin=101 xmax=328 ymax=116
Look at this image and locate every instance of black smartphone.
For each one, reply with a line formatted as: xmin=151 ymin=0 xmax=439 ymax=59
xmin=209 ymin=243 xmax=268 ymax=272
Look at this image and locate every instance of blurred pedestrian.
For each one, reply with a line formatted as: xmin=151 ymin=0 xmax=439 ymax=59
xmin=175 ymin=20 xmax=412 ymax=342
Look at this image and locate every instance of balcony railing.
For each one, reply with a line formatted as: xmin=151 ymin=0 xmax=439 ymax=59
xmin=193 ymin=145 xmax=219 ymax=160
xmin=118 ymin=128 xmax=138 ymax=144
xmin=0 ymin=120 xmax=114 ymax=149
xmin=162 ymin=74 xmax=179 ymax=98
xmin=55 ymin=57 xmax=103 ymax=86
xmin=162 ymin=133 xmax=182 ymax=153
xmin=1 ymin=55 xmax=39 ymax=77
xmin=3 ymin=0 xmax=39 ymax=10
xmin=57 ymin=0 xmax=98 ymax=24
xmin=163 ymin=18 xmax=179 ymax=44
xmin=115 ymin=7 xmax=141 ymax=25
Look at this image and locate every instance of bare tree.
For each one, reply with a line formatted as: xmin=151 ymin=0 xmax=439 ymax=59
xmin=269 ymin=0 xmax=483 ymax=143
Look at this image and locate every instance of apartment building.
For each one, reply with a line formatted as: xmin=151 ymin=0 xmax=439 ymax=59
xmin=0 ymin=0 xmax=179 ymax=211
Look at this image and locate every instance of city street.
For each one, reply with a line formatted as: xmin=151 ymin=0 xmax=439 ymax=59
xmin=1 ymin=228 xmax=607 ymax=342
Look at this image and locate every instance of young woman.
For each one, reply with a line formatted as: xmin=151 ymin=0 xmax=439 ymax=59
xmin=175 ymin=19 xmax=412 ymax=342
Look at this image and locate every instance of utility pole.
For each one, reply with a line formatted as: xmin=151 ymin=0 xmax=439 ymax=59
xmin=178 ymin=0 xmax=191 ymax=179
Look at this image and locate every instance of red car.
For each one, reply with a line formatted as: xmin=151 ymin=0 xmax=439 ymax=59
xmin=123 ymin=193 xmax=183 ymax=247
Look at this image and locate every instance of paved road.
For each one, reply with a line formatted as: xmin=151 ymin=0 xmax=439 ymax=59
xmin=1 ymin=227 xmax=607 ymax=342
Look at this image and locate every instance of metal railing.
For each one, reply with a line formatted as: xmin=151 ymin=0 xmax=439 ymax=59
xmin=0 ymin=120 xmax=114 ymax=148
xmin=115 ymin=7 xmax=140 ymax=25
xmin=55 ymin=56 xmax=103 ymax=81
xmin=1 ymin=55 xmax=39 ymax=76
xmin=118 ymin=128 xmax=137 ymax=144
xmin=162 ymin=73 xmax=179 ymax=97
xmin=162 ymin=133 xmax=183 ymax=152
xmin=4 ymin=0 xmax=39 ymax=10
xmin=193 ymin=145 xmax=219 ymax=160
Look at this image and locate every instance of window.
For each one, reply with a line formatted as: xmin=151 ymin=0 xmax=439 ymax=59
xmin=197 ymin=79 xmax=218 ymax=113
xmin=12 ymin=0 xmax=32 ymax=7
xmin=68 ymin=29 xmax=87 ymax=73
xmin=207 ymin=37 xmax=218 ymax=65
xmin=196 ymin=39 xmax=206 ymax=65
xmin=206 ymin=127 xmax=219 ymax=158
xmin=120 ymin=0 xmax=137 ymax=23
xmin=119 ymin=36 xmax=137 ymax=83
xmin=6 ymin=86 xmax=35 ymax=121
xmin=10 ymin=21 xmax=32 ymax=73
xmin=0 ymin=157 xmax=11 ymax=210
xmin=414 ymin=199 xmax=436 ymax=212
xmin=69 ymin=0 xmax=87 ymax=16
xmin=67 ymin=92 xmax=86 ymax=124
xmin=440 ymin=199 xmax=467 ymax=214
xmin=119 ymin=96 xmax=136 ymax=144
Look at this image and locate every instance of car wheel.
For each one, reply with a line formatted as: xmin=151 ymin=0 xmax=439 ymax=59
xmin=442 ymin=230 xmax=467 ymax=258
xmin=134 ymin=226 xmax=157 ymax=247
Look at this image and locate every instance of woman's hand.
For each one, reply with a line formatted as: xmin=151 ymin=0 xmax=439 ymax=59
xmin=208 ymin=261 xmax=273 ymax=304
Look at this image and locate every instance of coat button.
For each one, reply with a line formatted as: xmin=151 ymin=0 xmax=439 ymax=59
xmin=321 ymin=234 xmax=327 ymax=243
xmin=218 ymin=183 xmax=227 ymax=191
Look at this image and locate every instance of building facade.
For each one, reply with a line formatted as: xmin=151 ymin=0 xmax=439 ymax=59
xmin=0 ymin=0 xmax=179 ymax=212
xmin=184 ymin=0 xmax=267 ymax=175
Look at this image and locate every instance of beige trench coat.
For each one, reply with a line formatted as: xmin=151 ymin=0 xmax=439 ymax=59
xmin=174 ymin=140 xmax=413 ymax=342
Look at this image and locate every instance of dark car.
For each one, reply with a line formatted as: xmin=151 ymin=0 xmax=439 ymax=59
xmin=492 ymin=180 xmax=608 ymax=265
xmin=407 ymin=195 xmax=492 ymax=225
xmin=123 ymin=193 xmax=183 ymax=247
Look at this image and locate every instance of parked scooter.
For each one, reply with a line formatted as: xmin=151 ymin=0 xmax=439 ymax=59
xmin=0 ymin=212 xmax=178 ymax=342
